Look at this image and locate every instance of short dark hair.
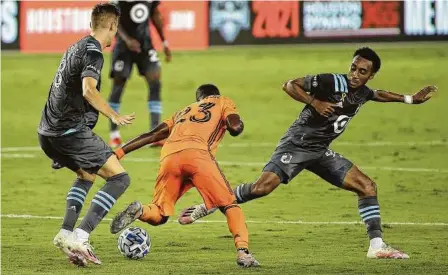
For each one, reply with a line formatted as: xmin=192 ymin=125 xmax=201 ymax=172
xmin=353 ymin=47 xmax=381 ymax=73
xmin=196 ymin=84 xmax=220 ymax=100
xmin=91 ymin=3 xmax=120 ymax=29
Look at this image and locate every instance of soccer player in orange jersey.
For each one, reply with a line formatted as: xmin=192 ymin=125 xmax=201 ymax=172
xmin=110 ymin=84 xmax=259 ymax=267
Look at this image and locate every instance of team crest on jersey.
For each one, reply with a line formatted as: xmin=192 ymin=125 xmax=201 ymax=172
xmin=130 ymin=3 xmax=149 ymax=23
xmin=210 ymin=1 xmax=250 ymax=43
xmin=280 ymin=153 xmax=293 ymax=164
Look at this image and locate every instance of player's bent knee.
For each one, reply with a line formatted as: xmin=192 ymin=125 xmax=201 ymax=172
xmin=219 ymin=204 xmax=240 ymax=214
xmin=76 ymin=169 xmax=96 ymax=182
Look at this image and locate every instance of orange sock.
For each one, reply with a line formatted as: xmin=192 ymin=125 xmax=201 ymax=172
xmin=224 ymin=205 xmax=249 ymax=250
xmin=139 ymin=204 xmax=163 ymax=226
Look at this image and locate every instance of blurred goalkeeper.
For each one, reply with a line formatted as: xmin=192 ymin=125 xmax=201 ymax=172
xmin=179 ymin=47 xmax=437 ymax=259
xmin=110 ymin=84 xmax=259 ymax=268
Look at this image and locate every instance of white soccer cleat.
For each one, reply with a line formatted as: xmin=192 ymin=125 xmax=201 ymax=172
xmin=237 ymin=250 xmax=260 ymax=268
xmin=178 ymin=204 xmax=217 ymax=225
xmin=53 ymin=231 xmax=87 ymax=267
xmin=64 ymin=233 xmax=101 ymax=265
xmin=367 ymin=243 xmax=409 ymax=259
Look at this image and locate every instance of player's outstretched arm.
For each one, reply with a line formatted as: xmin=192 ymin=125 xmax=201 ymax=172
xmin=114 ymin=123 xmax=170 ymax=159
xmin=151 ymin=6 xmax=171 ymax=62
xmin=372 ymin=85 xmax=437 ymax=104
xmin=282 ymin=78 xmax=337 ymax=117
xmin=82 ymin=77 xmax=135 ymax=126
xmin=226 ymin=114 xmax=244 ymax=137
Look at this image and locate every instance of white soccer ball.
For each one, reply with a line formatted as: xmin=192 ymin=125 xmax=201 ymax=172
xmin=117 ymin=227 xmax=151 ymax=259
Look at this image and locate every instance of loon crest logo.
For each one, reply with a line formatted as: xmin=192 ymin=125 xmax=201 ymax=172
xmin=210 ymin=1 xmax=250 ymax=43
xmin=280 ymin=153 xmax=293 ymax=164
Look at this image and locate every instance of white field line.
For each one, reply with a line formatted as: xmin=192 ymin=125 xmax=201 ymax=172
xmin=1 ymin=214 xmax=447 ymax=226
xmin=1 ymin=140 xmax=447 ymax=153
xmin=2 ymin=152 xmax=448 ymax=173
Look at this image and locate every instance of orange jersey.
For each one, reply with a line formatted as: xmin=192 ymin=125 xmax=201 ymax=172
xmin=161 ymin=96 xmax=238 ymax=160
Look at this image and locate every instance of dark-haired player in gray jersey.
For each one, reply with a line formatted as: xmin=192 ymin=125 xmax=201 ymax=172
xmin=179 ymin=47 xmax=437 ymax=259
xmin=38 ymin=3 xmax=135 ymax=266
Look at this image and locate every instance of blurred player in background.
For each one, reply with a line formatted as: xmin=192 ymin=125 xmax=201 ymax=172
xmin=38 ymin=3 xmax=135 ymax=266
xmin=110 ymin=84 xmax=260 ymax=267
xmin=180 ymin=47 xmax=437 ymax=259
xmin=109 ymin=0 xmax=171 ymax=148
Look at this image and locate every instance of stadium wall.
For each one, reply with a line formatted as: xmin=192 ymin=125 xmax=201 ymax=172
xmin=1 ymin=0 xmax=447 ymax=53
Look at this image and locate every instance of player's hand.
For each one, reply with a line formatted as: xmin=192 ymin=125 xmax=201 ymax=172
xmin=311 ymin=99 xmax=338 ymax=117
xmin=412 ymin=85 xmax=437 ymax=104
xmin=111 ymin=113 xmax=136 ymax=126
xmin=126 ymin=39 xmax=141 ymax=53
xmin=164 ymin=45 xmax=172 ymax=62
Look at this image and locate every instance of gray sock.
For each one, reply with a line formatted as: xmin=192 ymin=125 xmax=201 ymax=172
xmin=358 ymin=196 xmax=382 ymax=239
xmin=233 ymin=183 xmax=257 ymax=204
xmin=62 ymin=179 xmax=93 ymax=231
xmin=78 ymin=173 xmax=131 ymax=234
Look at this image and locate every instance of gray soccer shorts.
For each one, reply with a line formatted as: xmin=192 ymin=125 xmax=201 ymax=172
xmin=38 ymin=130 xmax=113 ymax=174
xmin=263 ymin=141 xmax=354 ymax=187
xmin=110 ymin=42 xmax=160 ymax=79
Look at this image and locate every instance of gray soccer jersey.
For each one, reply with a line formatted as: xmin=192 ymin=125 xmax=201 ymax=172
xmin=38 ymin=36 xmax=103 ymax=136
xmin=279 ymin=73 xmax=375 ymax=150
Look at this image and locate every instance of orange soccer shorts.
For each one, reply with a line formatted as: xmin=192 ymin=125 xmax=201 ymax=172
xmin=151 ymin=149 xmax=236 ymax=216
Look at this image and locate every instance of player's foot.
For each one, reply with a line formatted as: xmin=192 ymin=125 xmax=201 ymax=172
xmin=53 ymin=231 xmax=87 ymax=267
xmin=109 ymin=137 xmax=122 ymax=149
xmin=110 ymin=201 xmax=143 ymax=234
xmin=178 ymin=204 xmax=217 ymax=225
xmin=367 ymin=243 xmax=409 ymax=259
xmin=65 ymin=233 xmax=101 ymax=265
xmin=236 ymin=249 xmax=260 ymax=268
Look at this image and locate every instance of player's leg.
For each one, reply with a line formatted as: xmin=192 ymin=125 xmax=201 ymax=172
xmin=108 ymin=45 xmax=133 ymax=148
xmin=186 ymin=150 xmax=259 ymax=267
xmin=54 ymin=131 xmax=131 ymax=264
xmin=110 ymin=153 xmax=189 ymax=232
xmin=179 ymin=142 xmax=311 ymax=224
xmin=306 ymin=149 xmax=409 ymax=259
xmin=138 ymin=48 xmax=162 ymax=132
xmin=38 ymin=134 xmax=92 ymax=266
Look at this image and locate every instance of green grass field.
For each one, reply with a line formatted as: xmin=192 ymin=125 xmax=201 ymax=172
xmin=2 ymin=42 xmax=448 ymax=275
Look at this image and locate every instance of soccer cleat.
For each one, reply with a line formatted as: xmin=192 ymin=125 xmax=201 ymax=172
xmin=367 ymin=243 xmax=409 ymax=259
xmin=237 ymin=250 xmax=260 ymax=268
xmin=178 ymin=204 xmax=217 ymax=225
xmin=53 ymin=231 xmax=87 ymax=267
xmin=110 ymin=201 xmax=143 ymax=234
xmin=65 ymin=234 xmax=102 ymax=265
xmin=109 ymin=137 xmax=123 ymax=149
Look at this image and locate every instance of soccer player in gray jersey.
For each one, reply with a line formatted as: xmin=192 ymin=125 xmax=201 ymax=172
xmin=108 ymin=0 xmax=171 ymax=148
xmin=179 ymin=47 xmax=437 ymax=259
xmin=38 ymin=3 xmax=136 ymax=266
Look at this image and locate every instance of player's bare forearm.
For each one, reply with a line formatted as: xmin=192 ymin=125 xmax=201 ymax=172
xmin=373 ymin=85 xmax=436 ymax=104
xmin=116 ymin=123 xmax=170 ymax=158
xmin=117 ymin=25 xmax=131 ymax=43
xmin=82 ymin=77 xmax=118 ymax=119
xmin=226 ymin=114 xmax=244 ymax=137
xmin=282 ymin=78 xmax=314 ymax=105
xmin=372 ymin=90 xmax=404 ymax=103
xmin=151 ymin=8 xmax=166 ymax=42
